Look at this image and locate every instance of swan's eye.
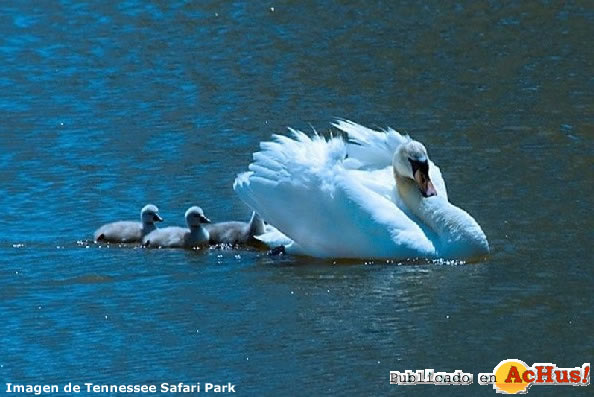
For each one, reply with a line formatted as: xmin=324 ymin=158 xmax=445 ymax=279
xmin=408 ymin=158 xmax=429 ymax=175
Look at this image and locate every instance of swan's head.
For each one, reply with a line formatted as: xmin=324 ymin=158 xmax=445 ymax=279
xmin=185 ymin=206 xmax=211 ymax=227
xmin=393 ymin=141 xmax=437 ymax=198
xmin=141 ymin=204 xmax=163 ymax=224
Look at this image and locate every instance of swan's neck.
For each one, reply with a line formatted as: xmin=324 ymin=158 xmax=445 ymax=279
xmin=142 ymin=221 xmax=156 ymax=233
xmin=396 ymin=175 xmax=489 ymax=259
xmin=396 ymin=175 xmax=442 ymax=232
xmin=189 ymin=225 xmax=209 ymax=243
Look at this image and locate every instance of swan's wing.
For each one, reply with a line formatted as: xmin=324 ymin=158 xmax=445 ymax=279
xmin=233 ymin=130 xmax=435 ymax=259
xmin=333 ymin=119 xmax=448 ymax=199
xmin=94 ymin=221 xmax=142 ymax=243
xmin=333 ymin=119 xmax=410 ymax=169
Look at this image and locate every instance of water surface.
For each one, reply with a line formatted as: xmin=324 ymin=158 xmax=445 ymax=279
xmin=0 ymin=1 xmax=592 ymax=395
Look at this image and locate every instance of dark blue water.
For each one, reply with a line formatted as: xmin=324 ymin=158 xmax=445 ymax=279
xmin=1 ymin=1 xmax=592 ymax=396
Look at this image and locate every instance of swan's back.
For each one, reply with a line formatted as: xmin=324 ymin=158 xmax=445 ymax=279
xmin=205 ymin=212 xmax=265 ymax=245
xmin=143 ymin=227 xmax=188 ymax=248
xmin=94 ymin=221 xmax=150 ymax=243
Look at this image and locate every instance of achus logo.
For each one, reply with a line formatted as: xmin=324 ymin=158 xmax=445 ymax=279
xmin=477 ymin=359 xmax=590 ymax=394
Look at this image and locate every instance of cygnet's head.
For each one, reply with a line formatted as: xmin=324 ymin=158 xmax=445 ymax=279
xmin=141 ymin=204 xmax=163 ymax=224
xmin=185 ymin=206 xmax=212 ymax=228
xmin=393 ymin=141 xmax=437 ymax=197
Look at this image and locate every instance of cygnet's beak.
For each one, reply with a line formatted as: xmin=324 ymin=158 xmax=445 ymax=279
xmin=153 ymin=214 xmax=163 ymax=222
xmin=199 ymin=215 xmax=211 ymax=224
xmin=414 ymin=169 xmax=437 ymax=197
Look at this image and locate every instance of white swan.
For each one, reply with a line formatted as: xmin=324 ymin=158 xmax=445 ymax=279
xmin=94 ymin=204 xmax=163 ymax=243
xmin=142 ymin=206 xmax=211 ymax=249
xmin=205 ymin=212 xmax=265 ymax=245
xmin=233 ymin=120 xmax=489 ymax=261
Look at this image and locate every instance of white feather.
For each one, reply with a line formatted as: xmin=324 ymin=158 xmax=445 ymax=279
xmin=234 ymin=121 xmax=488 ymax=260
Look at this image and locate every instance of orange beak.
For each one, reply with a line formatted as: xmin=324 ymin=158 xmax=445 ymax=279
xmin=414 ymin=169 xmax=437 ymax=197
